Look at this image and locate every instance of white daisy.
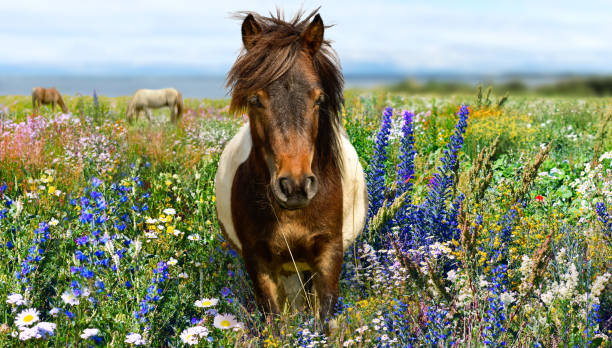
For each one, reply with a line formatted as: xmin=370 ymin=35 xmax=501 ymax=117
xmin=145 ymin=217 xmax=158 ymax=224
xmin=195 ymin=298 xmax=218 ymax=308
xmin=80 ymin=328 xmax=100 ymax=339
xmin=49 ymin=218 xmax=59 ymax=226
xmin=179 ymin=327 xmax=200 ymax=345
xmin=7 ymin=293 xmax=26 ymax=306
xmin=15 ymin=308 xmax=40 ymax=327
xmin=213 ymin=313 xmax=239 ymax=330
xmin=163 ymin=208 xmax=176 ymax=216
xmin=167 ymin=257 xmax=178 ymax=266
xmin=48 ymin=307 xmax=60 ymax=317
xmin=125 ymin=332 xmax=146 ymax=345
xmin=178 ymin=272 xmax=189 ymax=279
xmin=61 ymin=291 xmax=80 ymax=306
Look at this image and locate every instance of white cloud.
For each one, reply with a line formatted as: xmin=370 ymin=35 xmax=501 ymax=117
xmin=1 ymin=0 xmax=611 ymax=74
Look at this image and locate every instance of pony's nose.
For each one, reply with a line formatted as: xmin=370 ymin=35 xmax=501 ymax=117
xmin=273 ymin=174 xmax=318 ymax=209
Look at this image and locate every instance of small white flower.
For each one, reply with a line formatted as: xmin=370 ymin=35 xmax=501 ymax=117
xmin=591 ymin=273 xmax=611 ymax=299
xmin=178 ymin=272 xmax=189 ymax=279
xmin=187 ymin=234 xmax=201 ymax=241
xmin=49 ymin=218 xmax=59 ymax=226
xmin=180 ymin=327 xmax=203 ymax=345
xmin=500 ymin=292 xmax=516 ymax=305
xmin=167 ymin=257 xmax=178 ymax=266
xmin=171 ymin=228 xmax=183 ymax=236
xmin=356 ymin=325 xmax=368 ymax=334
xmin=163 ymin=208 xmax=176 ymax=216
xmin=145 ymin=217 xmax=158 ymax=224
xmin=232 ymin=322 xmax=245 ymax=331
xmin=125 ymin=332 xmax=146 ymax=345
xmin=7 ymin=293 xmax=26 ymax=306
xmin=213 ymin=313 xmax=239 ymax=330
xmin=61 ymin=291 xmax=80 ymax=306
xmin=80 ymin=328 xmax=100 ymax=339
xmin=343 ymin=338 xmax=355 ymax=346
xmin=195 ymin=298 xmax=218 ymax=308
xmin=145 ymin=232 xmax=158 ymax=239
xmin=190 ymin=326 xmax=209 ymax=337
xmin=34 ymin=322 xmax=56 ymax=337
xmin=446 ymin=269 xmax=458 ymax=282
xmin=18 ymin=326 xmax=41 ymax=340
xmin=48 ymin=308 xmax=60 ymax=317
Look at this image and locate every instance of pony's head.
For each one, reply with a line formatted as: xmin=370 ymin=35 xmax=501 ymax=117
xmin=227 ymin=10 xmax=344 ymax=210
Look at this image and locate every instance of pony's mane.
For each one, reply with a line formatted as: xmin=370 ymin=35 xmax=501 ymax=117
xmin=226 ymin=9 xmax=345 ymax=172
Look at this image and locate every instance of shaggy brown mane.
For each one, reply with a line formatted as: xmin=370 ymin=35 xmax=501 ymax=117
xmin=226 ymin=9 xmax=345 ymax=172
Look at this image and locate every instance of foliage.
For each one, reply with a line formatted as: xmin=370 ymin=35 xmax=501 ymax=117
xmin=0 ymin=92 xmax=610 ymax=346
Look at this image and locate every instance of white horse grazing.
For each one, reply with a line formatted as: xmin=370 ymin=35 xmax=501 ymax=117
xmin=126 ymin=88 xmax=183 ymax=123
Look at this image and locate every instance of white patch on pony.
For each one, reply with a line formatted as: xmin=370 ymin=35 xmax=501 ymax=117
xmin=340 ymin=133 xmax=368 ymax=251
xmin=214 ymin=124 xmax=252 ymax=253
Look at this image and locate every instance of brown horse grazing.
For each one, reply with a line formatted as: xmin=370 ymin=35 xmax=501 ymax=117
xmin=32 ymin=87 xmax=68 ymax=114
xmin=215 ymin=10 xmax=367 ymax=322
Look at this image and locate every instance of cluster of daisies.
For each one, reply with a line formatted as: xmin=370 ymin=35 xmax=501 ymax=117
xmin=180 ymin=297 xmax=244 ymax=346
xmin=7 ymin=294 xmax=56 ymax=341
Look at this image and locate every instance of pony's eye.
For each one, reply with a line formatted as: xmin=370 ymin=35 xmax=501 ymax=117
xmin=314 ymin=95 xmax=325 ymax=106
xmin=248 ymin=95 xmax=263 ymax=108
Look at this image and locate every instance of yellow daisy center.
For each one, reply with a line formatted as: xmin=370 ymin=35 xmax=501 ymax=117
xmin=221 ymin=320 xmax=231 ymax=327
xmin=202 ymin=301 xmax=211 ymax=306
xmin=23 ymin=315 xmax=34 ymax=323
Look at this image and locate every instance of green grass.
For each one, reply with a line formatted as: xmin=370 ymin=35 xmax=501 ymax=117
xmin=0 ymin=91 xmax=610 ymax=346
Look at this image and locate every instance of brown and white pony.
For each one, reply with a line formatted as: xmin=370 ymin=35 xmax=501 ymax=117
xmin=32 ymin=87 xmax=68 ymax=114
xmin=126 ymin=88 xmax=183 ymax=123
xmin=215 ymin=10 xmax=367 ymax=322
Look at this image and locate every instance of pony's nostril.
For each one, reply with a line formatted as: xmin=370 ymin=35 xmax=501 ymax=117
xmin=304 ymin=175 xmax=318 ymax=199
xmin=278 ymin=177 xmax=292 ymax=197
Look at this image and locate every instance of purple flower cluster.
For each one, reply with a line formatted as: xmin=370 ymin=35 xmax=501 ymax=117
xmin=595 ymin=202 xmax=611 ymax=246
xmin=135 ymin=261 xmax=169 ymax=323
xmin=16 ymin=222 xmax=50 ymax=284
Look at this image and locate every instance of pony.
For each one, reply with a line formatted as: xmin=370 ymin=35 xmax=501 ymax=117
xmin=31 ymin=87 xmax=68 ymax=114
xmin=215 ymin=10 xmax=367 ymax=322
xmin=126 ymin=88 xmax=183 ymax=123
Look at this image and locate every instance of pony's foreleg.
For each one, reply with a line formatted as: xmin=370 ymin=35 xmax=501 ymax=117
xmin=312 ymin=243 xmax=342 ymax=323
xmin=145 ymin=108 xmax=152 ymax=122
xmin=243 ymin=255 xmax=281 ymax=316
xmin=51 ymin=102 xmax=55 ymax=112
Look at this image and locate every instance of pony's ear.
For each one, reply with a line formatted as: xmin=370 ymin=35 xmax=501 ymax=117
xmin=301 ymin=14 xmax=324 ymax=55
xmin=241 ymin=14 xmax=262 ymax=50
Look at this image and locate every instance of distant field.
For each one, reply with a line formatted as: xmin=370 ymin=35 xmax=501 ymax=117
xmin=0 ymin=91 xmax=610 ymax=346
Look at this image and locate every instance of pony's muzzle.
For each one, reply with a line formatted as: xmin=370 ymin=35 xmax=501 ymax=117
xmin=272 ymin=174 xmax=318 ymax=209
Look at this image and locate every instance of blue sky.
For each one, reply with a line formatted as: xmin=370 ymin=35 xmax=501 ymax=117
xmin=1 ymin=0 xmax=611 ymax=76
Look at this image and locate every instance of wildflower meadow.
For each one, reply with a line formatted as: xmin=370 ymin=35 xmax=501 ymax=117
xmin=0 ymin=90 xmax=610 ymax=346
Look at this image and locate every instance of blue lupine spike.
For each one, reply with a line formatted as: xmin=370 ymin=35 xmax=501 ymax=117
xmin=396 ymin=110 xmax=416 ymax=198
xmin=367 ymin=106 xmax=393 ymax=220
